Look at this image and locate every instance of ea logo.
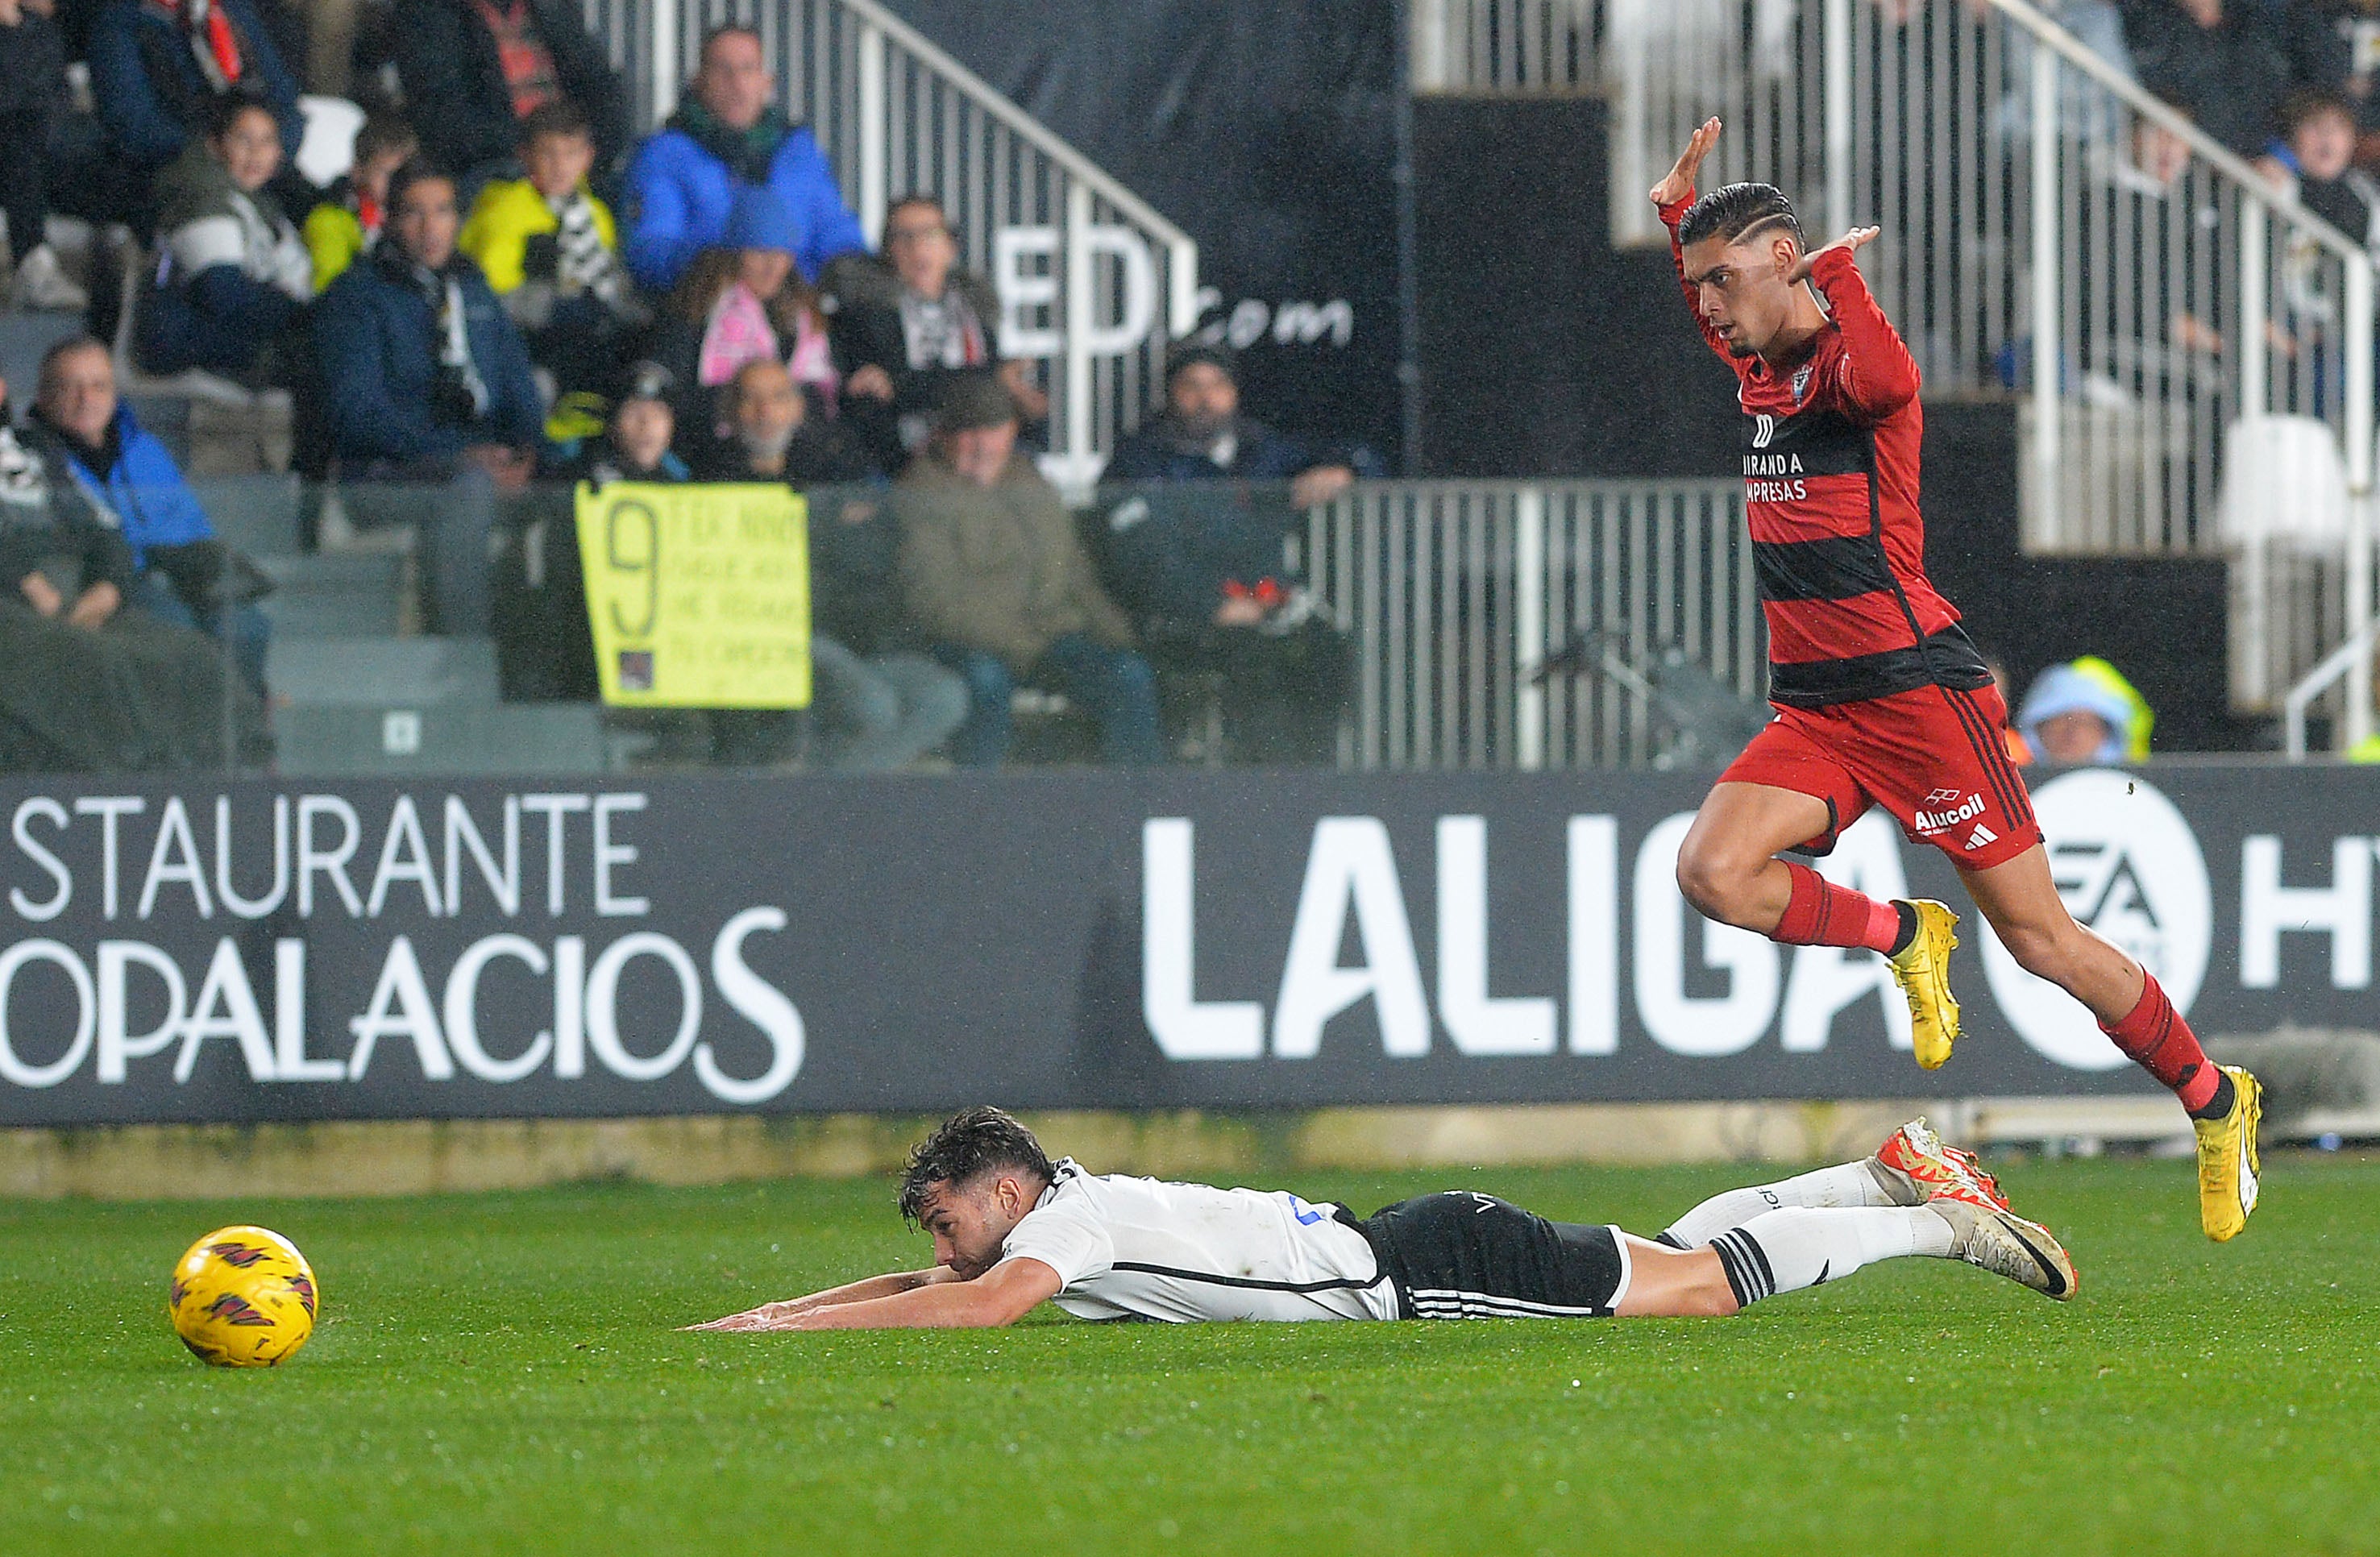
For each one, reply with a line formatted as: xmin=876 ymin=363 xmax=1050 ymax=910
xmin=1977 ymin=770 xmax=2212 ymax=1070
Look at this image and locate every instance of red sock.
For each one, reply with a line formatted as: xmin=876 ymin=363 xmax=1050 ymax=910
xmin=1772 ymin=862 xmax=1903 ymax=953
xmin=2100 ymin=973 xmax=2221 ymax=1111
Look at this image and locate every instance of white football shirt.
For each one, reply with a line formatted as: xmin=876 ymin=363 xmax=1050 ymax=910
xmin=996 ymin=1160 xmax=1398 ymax=1323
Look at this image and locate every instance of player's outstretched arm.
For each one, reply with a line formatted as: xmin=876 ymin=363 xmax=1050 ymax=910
xmin=1650 ymin=116 xmax=1722 ymax=210
xmin=683 ymin=1264 xmax=964 ymax=1331
xmin=749 ymin=1257 xmax=1063 ymax=1331
xmin=1788 ymin=225 xmax=1920 ymax=415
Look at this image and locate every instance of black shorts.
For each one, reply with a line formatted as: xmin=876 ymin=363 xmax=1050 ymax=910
xmin=1353 ymin=1192 xmax=1633 ymax=1319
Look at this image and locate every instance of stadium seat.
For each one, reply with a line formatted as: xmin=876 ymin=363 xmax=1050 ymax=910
xmin=256 ymin=551 xmax=406 ymax=638
xmin=187 ymin=472 xmax=305 ymax=558
xmin=272 ymin=704 xmax=610 ymax=776
xmin=2219 ymin=415 xmax=2349 ymax=554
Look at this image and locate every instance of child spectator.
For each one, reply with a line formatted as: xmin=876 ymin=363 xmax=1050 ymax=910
xmin=650 ymin=186 xmax=839 ymax=466
xmin=574 ymin=363 xmax=689 ymax=484
xmin=460 ymin=99 xmax=647 ymax=417
xmin=305 ymin=110 xmax=417 ymax=289
xmin=137 ymin=91 xmax=313 ymax=384
xmin=2262 ymin=88 xmax=2380 ymax=244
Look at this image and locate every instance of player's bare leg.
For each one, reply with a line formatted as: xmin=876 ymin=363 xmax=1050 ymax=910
xmin=1959 ymin=843 xmax=2262 ymax=1241
xmin=1676 ymin=780 xmax=1962 ymax=1065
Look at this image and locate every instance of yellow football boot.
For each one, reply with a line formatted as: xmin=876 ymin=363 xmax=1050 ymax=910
xmin=2193 ymin=1065 xmax=2262 ymax=1242
xmin=1887 ymin=899 xmax=1961 ymax=1070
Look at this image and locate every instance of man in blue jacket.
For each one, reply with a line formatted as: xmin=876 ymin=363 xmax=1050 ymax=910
xmin=622 ymin=24 xmax=868 ymax=293
xmin=23 ymin=336 xmax=272 ymax=695
xmin=86 ymin=0 xmax=305 ymax=218
xmin=315 ymin=160 xmax=545 ymax=636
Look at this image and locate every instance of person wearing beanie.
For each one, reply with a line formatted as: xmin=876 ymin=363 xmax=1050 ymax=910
xmin=896 ymin=371 xmax=1159 ymax=767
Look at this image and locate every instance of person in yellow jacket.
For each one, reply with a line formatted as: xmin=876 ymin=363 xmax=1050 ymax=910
xmin=459 ymin=98 xmax=648 ymax=441
xmin=302 ymin=113 xmax=417 ymax=290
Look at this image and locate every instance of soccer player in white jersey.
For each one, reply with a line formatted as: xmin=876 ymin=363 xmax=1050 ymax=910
xmin=691 ymin=1107 xmax=2075 ymax=1331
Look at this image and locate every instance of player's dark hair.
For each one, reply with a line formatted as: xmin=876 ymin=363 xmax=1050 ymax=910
xmin=1677 ymin=182 xmax=1805 ymax=251
xmin=898 ymin=1107 xmax=1055 ymax=1223
xmin=385 ymin=157 xmax=458 ymax=215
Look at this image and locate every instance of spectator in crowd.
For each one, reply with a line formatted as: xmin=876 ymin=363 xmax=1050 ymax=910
xmin=315 ymin=159 xmax=542 ymax=635
xmin=304 ymin=110 xmax=416 ymax=289
xmin=1979 ymin=0 xmax=2137 ymax=143
xmin=572 ymin=362 xmax=688 ymax=485
xmin=2125 ymin=0 xmax=2293 ymax=158
xmin=0 ymin=367 xmax=269 ymax=769
xmin=137 ymin=92 xmax=313 ymax=383
xmin=830 ymin=193 xmax=1047 ymax=472
xmin=2259 ymin=89 xmax=2380 ymax=243
xmin=2017 ymin=657 xmax=2155 ymax=763
xmin=697 ymin=357 xmax=964 ymax=770
xmin=693 ymin=356 xmax=873 ymax=487
xmin=1105 ymin=344 xmax=1359 ymax=506
xmin=388 ymin=0 xmax=625 ymax=194
xmin=621 ymin=23 xmax=866 ymax=294
xmin=1101 ymin=346 xmax=1356 ymax=765
xmin=460 ymin=98 xmax=646 ymax=410
xmin=0 ymin=0 xmax=93 ymax=309
xmin=897 ymin=372 xmax=1158 ymax=768
xmin=649 ymin=187 xmax=840 ymax=467
xmin=87 ymin=0 xmax=306 ymax=215
xmin=22 ymin=336 xmax=272 ymax=693
xmin=2279 ymin=0 xmax=2380 ymax=156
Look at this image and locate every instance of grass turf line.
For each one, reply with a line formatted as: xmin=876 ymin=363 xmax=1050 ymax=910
xmin=4 ymin=1156 xmax=2377 ymax=1556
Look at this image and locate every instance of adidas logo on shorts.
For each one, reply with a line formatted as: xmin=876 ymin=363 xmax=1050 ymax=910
xmin=1965 ymin=822 xmax=1999 ymax=850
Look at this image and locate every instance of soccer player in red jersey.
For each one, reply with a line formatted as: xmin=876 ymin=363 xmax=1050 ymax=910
xmin=1650 ymin=118 xmax=2261 ymax=1241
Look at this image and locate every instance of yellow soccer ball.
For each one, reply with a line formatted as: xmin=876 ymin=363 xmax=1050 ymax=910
xmin=168 ymin=1225 xmax=320 ymax=1367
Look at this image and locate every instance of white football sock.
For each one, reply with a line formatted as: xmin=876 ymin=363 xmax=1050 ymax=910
xmin=1708 ymin=1206 xmax=1955 ymax=1306
xmin=1659 ymin=1160 xmax=1909 ymax=1248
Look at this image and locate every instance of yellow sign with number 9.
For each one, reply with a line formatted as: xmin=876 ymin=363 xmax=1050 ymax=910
xmin=575 ymin=482 xmax=812 ymax=708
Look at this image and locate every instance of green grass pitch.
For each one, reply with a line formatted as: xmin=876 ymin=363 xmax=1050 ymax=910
xmin=6 ymin=1154 xmax=2378 ymax=1555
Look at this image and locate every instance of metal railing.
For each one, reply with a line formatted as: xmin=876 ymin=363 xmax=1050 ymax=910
xmin=1306 ymin=480 xmax=1759 ymax=769
xmin=579 ymin=0 xmax=1198 ymax=488
xmin=1412 ymin=0 xmax=2378 ymax=747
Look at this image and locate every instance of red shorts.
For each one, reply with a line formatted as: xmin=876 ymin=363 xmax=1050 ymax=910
xmin=1719 ymin=683 xmax=2044 ymax=870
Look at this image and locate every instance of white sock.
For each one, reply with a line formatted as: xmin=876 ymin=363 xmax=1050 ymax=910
xmin=1708 ymin=1206 xmax=1955 ymax=1306
xmin=1660 ymin=1160 xmax=1908 ymax=1248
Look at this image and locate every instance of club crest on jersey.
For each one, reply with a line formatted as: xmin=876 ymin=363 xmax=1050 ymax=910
xmin=1792 ymin=362 xmax=1815 ymax=404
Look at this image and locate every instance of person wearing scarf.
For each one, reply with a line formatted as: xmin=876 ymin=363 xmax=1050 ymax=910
xmin=388 ymin=0 xmax=626 ymax=190
xmin=137 ymin=93 xmax=312 ymax=382
xmin=460 ymin=99 xmax=649 ymax=426
xmin=315 ymin=160 xmax=543 ymax=636
xmin=621 ymin=23 xmax=867 ymax=292
xmin=304 ymin=110 xmax=417 ymax=289
xmin=87 ymin=0 xmax=303 ymax=190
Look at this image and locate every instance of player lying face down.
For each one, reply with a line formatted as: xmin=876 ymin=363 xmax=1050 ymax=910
xmin=687 ymin=1108 xmax=2075 ymax=1332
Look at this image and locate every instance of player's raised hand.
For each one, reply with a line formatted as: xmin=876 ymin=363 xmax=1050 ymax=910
xmin=1651 ymin=118 xmax=1722 ymax=208
xmin=1788 ymin=226 xmax=1881 ymax=283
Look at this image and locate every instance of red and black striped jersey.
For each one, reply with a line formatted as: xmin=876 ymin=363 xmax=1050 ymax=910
xmin=1661 ymin=197 xmax=1989 ymax=708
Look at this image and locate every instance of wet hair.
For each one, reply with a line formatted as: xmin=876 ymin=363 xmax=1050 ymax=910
xmin=353 ymin=111 xmax=420 ymax=168
xmin=385 ymin=158 xmax=457 ymax=214
xmin=520 ymin=98 xmax=593 ymax=148
xmin=204 ymin=88 xmax=278 ymax=144
xmin=1676 ymin=181 xmax=1805 ymax=252
xmin=897 ymin=1107 xmax=1054 ymax=1223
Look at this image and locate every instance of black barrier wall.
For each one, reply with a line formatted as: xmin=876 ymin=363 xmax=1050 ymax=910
xmin=0 ymin=766 xmax=2374 ymax=1125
